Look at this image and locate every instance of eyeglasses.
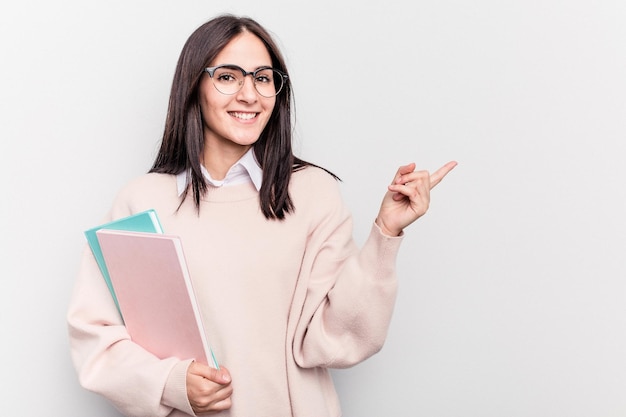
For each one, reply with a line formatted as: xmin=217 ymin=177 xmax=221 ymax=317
xmin=204 ymin=64 xmax=288 ymax=98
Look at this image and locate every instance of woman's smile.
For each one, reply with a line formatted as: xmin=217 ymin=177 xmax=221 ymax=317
xmin=229 ymin=111 xmax=258 ymax=121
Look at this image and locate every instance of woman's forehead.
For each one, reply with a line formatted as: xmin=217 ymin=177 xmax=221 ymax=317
xmin=210 ymin=32 xmax=272 ymax=69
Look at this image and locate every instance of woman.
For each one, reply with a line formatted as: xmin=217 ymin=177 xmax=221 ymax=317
xmin=67 ymin=14 xmax=457 ymax=417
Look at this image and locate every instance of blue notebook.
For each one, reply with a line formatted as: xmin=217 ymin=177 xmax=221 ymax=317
xmin=84 ymin=209 xmax=164 ymax=316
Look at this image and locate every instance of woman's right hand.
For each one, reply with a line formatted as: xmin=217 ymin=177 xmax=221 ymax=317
xmin=186 ymin=362 xmax=233 ymax=414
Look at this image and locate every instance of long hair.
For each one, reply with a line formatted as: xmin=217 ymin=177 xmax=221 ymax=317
xmin=150 ymin=14 xmax=336 ymax=219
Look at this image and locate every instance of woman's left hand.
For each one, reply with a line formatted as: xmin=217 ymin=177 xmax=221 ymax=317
xmin=375 ymin=161 xmax=458 ymax=237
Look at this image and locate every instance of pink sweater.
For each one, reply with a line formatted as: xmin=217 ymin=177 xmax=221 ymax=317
xmin=67 ymin=166 xmax=402 ymax=417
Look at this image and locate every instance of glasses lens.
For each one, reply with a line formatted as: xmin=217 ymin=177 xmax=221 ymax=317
xmin=253 ymin=69 xmax=284 ymax=98
xmin=211 ymin=66 xmax=243 ymax=95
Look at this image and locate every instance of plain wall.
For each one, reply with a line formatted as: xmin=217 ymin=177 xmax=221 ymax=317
xmin=2 ymin=0 xmax=625 ymax=415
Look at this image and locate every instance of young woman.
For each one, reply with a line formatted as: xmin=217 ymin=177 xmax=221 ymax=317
xmin=67 ymin=14 xmax=457 ymax=417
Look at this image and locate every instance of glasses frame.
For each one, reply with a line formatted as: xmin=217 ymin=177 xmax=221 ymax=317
xmin=204 ymin=64 xmax=289 ymax=98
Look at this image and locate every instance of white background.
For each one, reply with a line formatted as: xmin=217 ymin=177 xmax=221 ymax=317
xmin=1 ymin=0 xmax=625 ymax=416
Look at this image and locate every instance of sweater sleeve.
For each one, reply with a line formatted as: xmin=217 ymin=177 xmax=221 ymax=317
xmin=291 ymin=172 xmax=403 ymax=369
xmin=67 ymin=212 xmax=194 ymax=417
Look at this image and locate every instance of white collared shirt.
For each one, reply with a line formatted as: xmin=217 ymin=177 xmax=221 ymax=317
xmin=176 ymin=148 xmax=263 ymax=196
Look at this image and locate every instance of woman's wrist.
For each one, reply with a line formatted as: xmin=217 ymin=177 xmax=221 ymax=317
xmin=375 ymin=218 xmax=401 ymax=237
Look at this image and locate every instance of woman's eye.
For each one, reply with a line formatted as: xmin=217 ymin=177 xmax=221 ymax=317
xmin=217 ymin=73 xmax=237 ymax=83
xmin=255 ymin=75 xmax=271 ymax=84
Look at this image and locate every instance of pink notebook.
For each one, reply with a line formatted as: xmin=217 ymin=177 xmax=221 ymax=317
xmin=96 ymin=229 xmax=219 ymax=368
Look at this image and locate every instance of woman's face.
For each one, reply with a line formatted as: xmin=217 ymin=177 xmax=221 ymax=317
xmin=199 ymin=32 xmax=276 ymax=154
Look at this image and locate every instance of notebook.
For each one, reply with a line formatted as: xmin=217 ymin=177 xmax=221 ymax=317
xmin=84 ymin=209 xmax=163 ymax=314
xmin=96 ymin=228 xmax=219 ymax=368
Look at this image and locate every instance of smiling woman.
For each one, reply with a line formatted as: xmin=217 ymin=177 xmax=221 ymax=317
xmin=66 ymin=13 xmax=456 ymax=417
xmin=197 ymin=32 xmax=278 ymax=180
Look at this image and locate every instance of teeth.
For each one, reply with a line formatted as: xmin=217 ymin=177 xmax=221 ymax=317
xmin=231 ymin=112 xmax=256 ymax=120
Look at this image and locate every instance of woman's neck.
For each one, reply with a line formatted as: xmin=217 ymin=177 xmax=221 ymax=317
xmin=202 ymin=143 xmax=252 ymax=180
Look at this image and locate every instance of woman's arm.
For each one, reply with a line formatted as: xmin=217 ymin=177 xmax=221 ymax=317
xmin=292 ymin=162 xmax=456 ymax=368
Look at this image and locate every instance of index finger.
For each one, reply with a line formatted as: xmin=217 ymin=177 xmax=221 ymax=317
xmin=429 ymin=161 xmax=458 ymax=189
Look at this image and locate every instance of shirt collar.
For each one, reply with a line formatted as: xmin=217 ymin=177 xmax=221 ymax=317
xmin=176 ymin=148 xmax=263 ymax=196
